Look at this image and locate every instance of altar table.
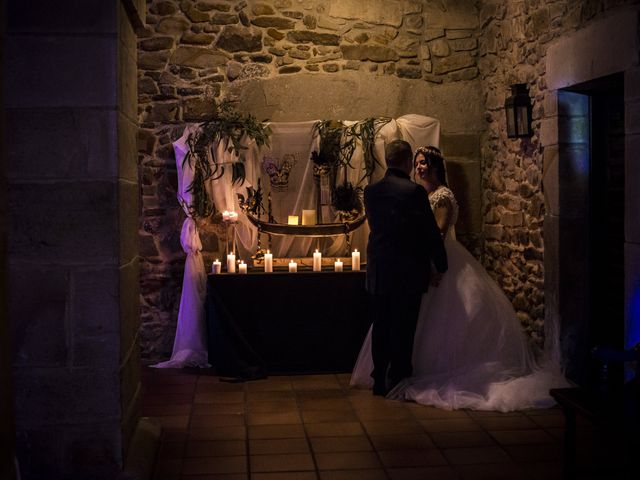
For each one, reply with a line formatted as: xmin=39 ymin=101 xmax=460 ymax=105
xmin=205 ymin=271 xmax=371 ymax=377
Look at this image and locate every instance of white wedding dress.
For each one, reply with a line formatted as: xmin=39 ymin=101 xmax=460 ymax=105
xmin=350 ymin=187 xmax=570 ymax=411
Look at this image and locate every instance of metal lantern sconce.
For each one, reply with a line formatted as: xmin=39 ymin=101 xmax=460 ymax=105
xmin=505 ymin=83 xmax=533 ymax=138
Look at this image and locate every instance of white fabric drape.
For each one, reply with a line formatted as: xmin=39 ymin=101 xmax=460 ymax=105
xmin=151 ymin=125 xmax=210 ymax=368
xmin=154 ymin=115 xmax=440 ymax=368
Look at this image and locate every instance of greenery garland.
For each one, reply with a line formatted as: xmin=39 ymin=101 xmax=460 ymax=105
xmin=182 ymin=100 xmax=271 ymax=219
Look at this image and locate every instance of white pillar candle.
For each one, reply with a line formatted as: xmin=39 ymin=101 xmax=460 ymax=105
xmin=288 ymin=261 xmax=297 ymax=273
xmin=351 ymin=249 xmax=360 ymax=271
xmin=238 ymin=261 xmax=247 ymax=274
xmin=212 ymin=259 xmax=221 ymax=274
xmin=287 ymin=215 xmax=299 ymax=225
xmin=227 ymin=253 xmax=236 ymax=273
xmin=264 ymin=250 xmax=273 ymax=273
xmin=302 ymin=209 xmax=316 ymax=225
xmin=334 ymin=259 xmax=343 ymax=272
xmin=313 ymin=249 xmax=322 ymax=272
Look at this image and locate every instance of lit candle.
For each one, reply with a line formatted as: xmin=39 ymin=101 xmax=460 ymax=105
xmin=226 ymin=253 xmax=236 ymax=273
xmin=212 ymin=259 xmax=221 ymax=274
xmin=238 ymin=261 xmax=247 ymax=274
xmin=288 ymin=260 xmax=297 ymax=273
xmin=264 ymin=250 xmax=273 ymax=273
xmin=351 ymin=249 xmax=360 ymax=271
xmin=287 ymin=215 xmax=299 ymax=225
xmin=313 ymin=249 xmax=322 ymax=272
xmin=334 ymin=259 xmax=343 ymax=272
xmin=302 ymin=209 xmax=316 ymax=225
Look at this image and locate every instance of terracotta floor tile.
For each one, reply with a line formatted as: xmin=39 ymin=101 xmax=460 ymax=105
xmin=378 ymin=449 xmax=447 ymax=468
xmin=430 ymin=431 xmax=495 ymax=448
xmin=369 ymin=434 xmax=434 ymax=451
xmin=194 ymin=392 xmax=245 ymax=404
xmin=407 ymin=405 xmax=470 ymax=420
xmin=419 ymin=418 xmax=482 ymax=433
xmin=189 ymin=426 xmax=246 ymax=441
xmin=304 ymin=422 xmax=364 ymax=437
xmin=181 ymin=475 xmax=247 ymax=480
xmin=193 ymin=403 xmax=245 ymax=416
xmin=246 ymin=390 xmax=297 ymax=402
xmin=185 ymin=440 xmax=246 ymax=457
xmin=154 ymin=458 xmax=182 ymax=476
xmin=296 ymin=389 xmax=345 ymax=399
xmin=522 ymin=407 xmax=562 ymax=416
xmin=252 ymin=473 xmax=317 ymax=480
xmin=387 ymin=466 xmax=459 ymax=480
xmin=246 ymin=379 xmax=293 ymax=392
xmin=302 ymin=410 xmax=358 ymax=423
xmin=528 ymin=414 xmax=565 ymax=428
xmin=247 ymin=411 xmax=302 ymax=425
xmin=503 ymin=444 xmax=563 ymax=463
xmin=355 ymin=407 xmax=413 ymax=421
xmin=300 ymin=398 xmax=353 ymax=412
xmin=319 ymin=469 xmax=387 ymax=480
xmin=523 ymin=462 xmax=564 ymax=480
xmin=310 ymin=436 xmax=373 ymax=453
xmin=315 ymin=451 xmax=381 ymax=470
xmin=249 ymin=438 xmax=310 ymax=455
xmin=292 ymin=378 xmax=341 ymax=390
xmin=489 ymin=429 xmax=556 ymax=445
xmin=248 ymin=424 xmax=306 ymax=439
xmin=474 ymin=415 xmax=539 ymax=431
xmin=144 ymin=383 xmax=196 ymax=395
xmin=453 ymin=462 xmax=526 ymax=479
xmin=191 ymin=414 xmax=245 ymax=427
xmin=182 ymin=456 xmax=247 ymax=475
xmin=466 ymin=409 xmax=525 ymax=418
xmin=545 ymin=427 xmax=565 ymax=441
xmin=362 ymin=420 xmax=423 ymax=436
xmin=247 ymin=399 xmax=298 ymax=413
xmin=443 ymin=446 xmax=512 ymax=465
xmin=249 ymin=453 xmax=315 ymax=472
xmin=196 ymin=382 xmax=245 ymax=393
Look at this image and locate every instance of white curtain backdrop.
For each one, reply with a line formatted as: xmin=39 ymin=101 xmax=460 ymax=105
xmin=153 ymin=115 xmax=440 ymax=368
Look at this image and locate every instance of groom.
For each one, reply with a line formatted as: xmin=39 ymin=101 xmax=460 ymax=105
xmin=364 ymin=140 xmax=448 ymax=396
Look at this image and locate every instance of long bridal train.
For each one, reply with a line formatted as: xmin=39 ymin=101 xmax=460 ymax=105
xmin=350 ymin=188 xmax=570 ymax=411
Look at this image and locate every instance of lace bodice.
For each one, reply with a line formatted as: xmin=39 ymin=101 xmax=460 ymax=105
xmin=428 ymin=186 xmax=458 ymax=237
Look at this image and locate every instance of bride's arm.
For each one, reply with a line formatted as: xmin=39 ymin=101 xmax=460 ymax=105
xmin=432 ymin=197 xmax=454 ymax=238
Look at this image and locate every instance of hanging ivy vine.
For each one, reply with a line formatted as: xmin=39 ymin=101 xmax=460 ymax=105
xmin=182 ymin=100 xmax=271 ymax=219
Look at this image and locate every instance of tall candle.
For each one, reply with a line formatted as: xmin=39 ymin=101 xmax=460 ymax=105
xmin=212 ymin=259 xmax=221 ymax=274
xmin=264 ymin=250 xmax=273 ymax=273
xmin=302 ymin=209 xmax=316 ymax=225
xmin=334 ymin=259 xmax=343 ymax=272
xmin=227 ymin=253 xmax=236 ymax=273
xmin=238 ymin=261 xmax=247 ymax=274
xmin=287 ymin=215 xmax=299 ymax=225
xmin=351 ymin=249 xmax=361 ymax=271
xmin=313 ymin=249 xmax=322 ymax=272
xmin=288 ymin=261 xmax=297 ymax=273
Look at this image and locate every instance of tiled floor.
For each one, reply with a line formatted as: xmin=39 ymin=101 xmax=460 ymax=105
xmin=142 ymin=367 xmax=626 ymax=480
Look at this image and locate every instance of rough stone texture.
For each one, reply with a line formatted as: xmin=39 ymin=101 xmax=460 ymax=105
xmin=478 ymin=0 xmax=640 ymax=351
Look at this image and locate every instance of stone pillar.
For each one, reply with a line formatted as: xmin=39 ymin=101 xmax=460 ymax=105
xmin=5 ymin=1 xmax=143 ymax=478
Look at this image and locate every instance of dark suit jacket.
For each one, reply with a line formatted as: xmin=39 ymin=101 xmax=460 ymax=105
xmin=364 ymin=168 xmax=447 ymax=295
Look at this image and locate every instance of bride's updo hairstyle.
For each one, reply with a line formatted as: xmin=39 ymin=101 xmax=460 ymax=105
xmin=414 ymin=145 xmax=448 ymax=187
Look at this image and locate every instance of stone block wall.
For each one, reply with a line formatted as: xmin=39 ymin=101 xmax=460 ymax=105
xmin=477 ymin=0 xmax=639 ymax=349
xmin=5 ymin=1 xmax=142 ymax=478
xmin=138 ymin=0 xmax=487 ymax=360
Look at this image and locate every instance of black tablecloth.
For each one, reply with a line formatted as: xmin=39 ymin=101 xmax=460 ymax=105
xmin=205 ymin=271 xmax=371 ymax=378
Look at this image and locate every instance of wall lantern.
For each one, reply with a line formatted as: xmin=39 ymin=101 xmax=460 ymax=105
xmin=505 ymin=83 xmax=533 ymax=138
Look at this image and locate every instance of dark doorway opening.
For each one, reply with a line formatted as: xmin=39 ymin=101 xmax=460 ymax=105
xmin=564 ymin=73 xmax=625 ymax=387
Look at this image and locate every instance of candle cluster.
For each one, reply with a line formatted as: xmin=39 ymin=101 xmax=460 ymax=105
xmin=212 ymin=249 xmax=362 ymax=274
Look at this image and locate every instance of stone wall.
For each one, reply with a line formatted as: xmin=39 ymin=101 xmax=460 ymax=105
xmin=5 ymin=0 xmax=143 ymax=478
xmin=138 ymin=0 xmax=487 ymax=360
xmin=477 ymin=0 xmax=639 ymax=350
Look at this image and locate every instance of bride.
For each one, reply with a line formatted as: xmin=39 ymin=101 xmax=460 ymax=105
xmin=351 ymin=146 xmax=569 ymax=411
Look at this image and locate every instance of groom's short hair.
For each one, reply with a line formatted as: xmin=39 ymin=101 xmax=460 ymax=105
xmin=385 ymin=140 xmax=412 ymax=169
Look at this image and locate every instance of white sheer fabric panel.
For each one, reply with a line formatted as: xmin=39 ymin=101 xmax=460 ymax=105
xmin=152 ymin=125 xmax=210 ymax=368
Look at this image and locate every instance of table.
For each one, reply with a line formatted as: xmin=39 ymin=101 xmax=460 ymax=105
xmin=205 ymin=270 xmax=371 ymax=378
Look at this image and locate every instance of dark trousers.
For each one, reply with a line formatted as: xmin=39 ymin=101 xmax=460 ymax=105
xmin=370 ymin=292 xmax=423 ymax=389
